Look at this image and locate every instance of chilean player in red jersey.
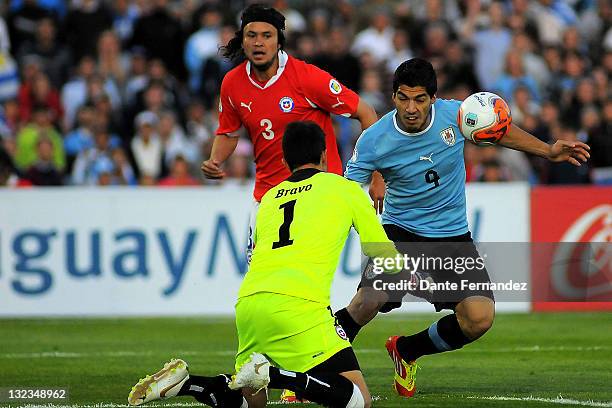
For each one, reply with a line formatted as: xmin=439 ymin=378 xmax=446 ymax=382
xmin=201 ymin=4 xmax=379 ymax=199
xmin=201 ymin=5 xmax=383 ymax=259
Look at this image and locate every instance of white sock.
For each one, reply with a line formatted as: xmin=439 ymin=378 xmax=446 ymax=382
xmin=345 ymin=384 xmax=365 ymax=408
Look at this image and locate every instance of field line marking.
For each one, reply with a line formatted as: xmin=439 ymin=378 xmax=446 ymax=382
xmin=1 ymin=346 xmax=608 ymax=359
xmin=468 ymin=395 xmax=612 ymax=407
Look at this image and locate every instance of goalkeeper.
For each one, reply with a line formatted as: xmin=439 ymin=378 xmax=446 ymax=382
xmin=127 ymin=121 xmax=404 ymax=408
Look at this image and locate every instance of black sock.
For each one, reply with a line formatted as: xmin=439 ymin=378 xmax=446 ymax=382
xmin=178 ymin=374 xmax=244 ymax=407
xmin=269 ymin=366 xmax=355 ymax=408
xmin=335 ymin=307 xmax=362 ymax=343
xmin=396 ymin=314 xmax=472 ymax=362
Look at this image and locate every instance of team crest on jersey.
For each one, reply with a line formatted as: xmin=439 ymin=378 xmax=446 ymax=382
xmin=440 ymin=127 xmax=456 ymax=146
xmin=336 ymin=325 xmax=348 ymax=341
xmin=279 ymin=96 xmax=295 ymax=113
xmin=329 ymin=79 xmax=342 ymax=95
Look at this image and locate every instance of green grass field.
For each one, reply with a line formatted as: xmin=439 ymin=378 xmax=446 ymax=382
xmin=1 ymin=313 xmax=611 ymax=408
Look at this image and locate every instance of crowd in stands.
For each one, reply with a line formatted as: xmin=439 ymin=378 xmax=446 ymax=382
xmin=0 ymin=0 xmax=610 ymax=187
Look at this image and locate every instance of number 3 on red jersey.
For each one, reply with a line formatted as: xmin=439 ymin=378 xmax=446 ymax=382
xmin=260 ymin=118 xmax=274 ymax=140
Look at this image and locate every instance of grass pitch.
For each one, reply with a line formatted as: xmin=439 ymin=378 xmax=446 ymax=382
xmin=0 ymin=313 xmax=611 ymax=408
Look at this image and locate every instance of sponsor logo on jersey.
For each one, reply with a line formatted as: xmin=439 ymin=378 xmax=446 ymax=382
xmin=336 ymin=325 xmax=348 ymax=341
xmin=279 ymin=96 xmax=295 ymax=113
xmin=419 ymin=152 xmax=434 ymax=163
xmin=329 ymin=79 xmax=342 ymax=95
xmin=440 ymin=127 xmax=456 ymax=146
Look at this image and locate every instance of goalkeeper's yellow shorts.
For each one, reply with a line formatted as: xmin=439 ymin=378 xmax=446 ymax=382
xmin=234 ymin=292 xmax=351 ymax=373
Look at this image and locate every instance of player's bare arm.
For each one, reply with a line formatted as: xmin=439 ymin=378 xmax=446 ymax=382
xmin=201 ymin=134 xmax=239 ymax=179
xmin=353 ymin=98 xmax=387 ymax=213
xmin=499 ymin=125 xmax=591 ymax=167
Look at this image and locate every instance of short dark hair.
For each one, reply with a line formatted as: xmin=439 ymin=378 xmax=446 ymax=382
xmin=222 ymin=4 xmax=286 ymax=61
xmin=282 ymin=121 xmax=326 ymax=171
xmin=393 ymin=58 xmax=437 ymax=96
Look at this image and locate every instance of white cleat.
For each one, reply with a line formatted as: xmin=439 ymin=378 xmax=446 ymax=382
xmin=128 ymin=358 xmax=189 ymax=406
xmin=229 ymin=353 xmax=270 ymax=392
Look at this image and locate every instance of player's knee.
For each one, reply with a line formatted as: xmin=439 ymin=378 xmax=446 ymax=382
xmin=461 ymin=306 xmax=494 ymax=339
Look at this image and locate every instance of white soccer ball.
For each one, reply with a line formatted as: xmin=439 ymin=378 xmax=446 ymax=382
xmin=457 ymin=92 xmax=512 ymax=145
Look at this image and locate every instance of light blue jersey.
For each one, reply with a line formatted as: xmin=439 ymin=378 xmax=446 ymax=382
xmin=345 ymin=99 xmax=467 ymax=238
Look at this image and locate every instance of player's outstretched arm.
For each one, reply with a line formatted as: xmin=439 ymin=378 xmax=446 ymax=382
xmin=499 ymin=125 xmax=591 ymax=167
xmin=201 ymin=134 xmax=239 ymax=179
xmin=352 ymin=98 xmax=387 ymax=213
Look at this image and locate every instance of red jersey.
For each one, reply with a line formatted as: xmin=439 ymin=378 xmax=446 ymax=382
xmin=216 ymin=52 xmax=360 ymax=201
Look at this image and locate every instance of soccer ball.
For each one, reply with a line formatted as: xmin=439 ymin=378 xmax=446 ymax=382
xmin=457 ymin=92 xmax=512 ymax=145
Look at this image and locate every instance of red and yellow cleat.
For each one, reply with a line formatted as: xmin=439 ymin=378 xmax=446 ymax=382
xmin=280 ymin=389 xmax=309 ymax=404
xmin=385 ymin=336 xmax=418 ymax=398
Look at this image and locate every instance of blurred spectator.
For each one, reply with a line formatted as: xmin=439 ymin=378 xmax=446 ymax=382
xmin=466 ymin=1 xmax=512 ymax=89
xmin=197 ymin=25 xmax=234 ymax=110
xmin=16 ymin=17 xmax=70 ymax=88
xmin=440 ymin=41 xmax=479 ymax=94
xmin=130 ymin=0 xmax=185 ymax=80
xmin=24 ymin=135 xmax=62 ymax=185
xmin=351 ymin=9 xmax=394 ymax=64
xmin=359 ymin=69 xmax=386 ymax=115
xmin=409 ymin=0 xmax=457 ymax=54
xmin=588 ymin=100 xmax=612 ymax=184
xmin=556 ymin=51 xmax=587 ymax=106
xmin=492 ymin=50 xmax=540 ymax=104
xmin=0 ymin=17 xmax=19 ymax=102
xmin=64 ymin=102 xmax=96 ymax=170
xmin=124 ymin=46 xmax=149 ymax=106
xmin=6 ymin=0 xmax=52 ymax=52
xmin=92 ymin=155 xmax=115 ymax=186
xmin=131 ymin=110 xmax=162 ymax=179
xmin=157 ymin=110 xmax=193 ymax=167
xmin=14 ymin=104 xmax=64 ymax=171
xmin=273 ymin=0 xmax=306 ymax=35
xmin=512 ymin=31 xmax=550 ymax=93
xmin=158 ymin=155 xmax=199 ymax=187
xmin=0 ymin=145 xmax=31 ymax=187
xmin=61 ymin=56 xmax=120 ymax=130
xmin=510 ymin=85 xmax=541 ymax=126
xmin=294 ymin=33 xmax=317 ymax=63
xmin=111 ymin=0 xmax=140 ymax=48
xmin=18 ymin=71 xmax=62 ymax=124
xmin=63 ymin=0 xmax=113 ymax=62
xmin=184 ymin=5 xmax=222 ymax=93
xmin=224 ymin=138 xmax=253 ymax=185
xmin=97 ymin=29 xmax=128 ymax=86
xmin=313 ymin=27 xmax=362 ymax=92
xmin=531 ymin=0 xmax=577 ymax=46
xmin=71 ymin=125 xmax=113 ymax=185
xmin=386 ymin=29 xmax=413 ymax=76
xmin=110 ymin=146 xmax=136 ymax=185
xmin=184 ymin=99 xmax=212 ymax=163
xmin=562 ymin=77 xmax=599 ymax=127
xmin=469 ymin=146 xmax=512 ymax=182
xmin=544 ymin=125 xmax=590 ymax=184
xmin=477 ymin=159 xmax=509 ymax=182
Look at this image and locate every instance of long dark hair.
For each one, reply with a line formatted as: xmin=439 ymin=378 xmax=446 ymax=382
xmin=221 ymin=4 xmax=286 ymax=61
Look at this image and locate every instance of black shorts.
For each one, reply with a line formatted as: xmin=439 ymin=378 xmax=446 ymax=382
xmin=307 ymin=347 xmax=360 ymax=374
xmin=360 ymin=224 xmax=495 ymax=313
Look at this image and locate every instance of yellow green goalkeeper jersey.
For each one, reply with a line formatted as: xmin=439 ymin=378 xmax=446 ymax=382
xmin=238 ymin=168 xmax=399 ymax=304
